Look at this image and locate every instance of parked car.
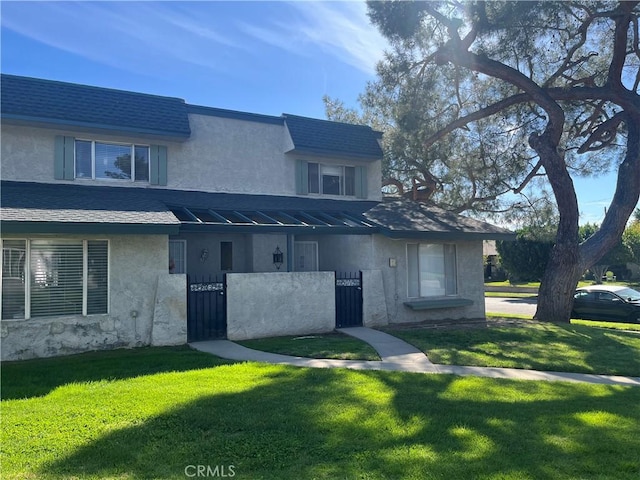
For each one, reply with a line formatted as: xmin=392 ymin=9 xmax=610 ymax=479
xmin=572 ymin=285 xmax=640 ymax=323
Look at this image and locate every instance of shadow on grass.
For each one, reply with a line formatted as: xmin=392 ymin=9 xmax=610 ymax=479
xmin=385 ymin=322 xmax=640 ymax=376
xmin=37 ymin=367 xmax=640 ymax=480
xmin=1 ymin=346 xmax=232 ymax=400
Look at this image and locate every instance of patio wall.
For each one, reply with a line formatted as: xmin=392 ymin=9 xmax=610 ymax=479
xmin=226 ymin=271 xmax=335 ymax=340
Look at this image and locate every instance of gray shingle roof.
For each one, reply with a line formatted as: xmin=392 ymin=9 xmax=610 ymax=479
xmin=284 ymin=114 xmax=383 ymax=160
xmin=1 ymin=181 xmax=181 ymax=234
xmin=1 ymin=74 xmax=191 ymax=140
xmin=365 ymin=199 xmax=514 ymax=240
xmin=1 ymin=181 xmax=513 ymax=240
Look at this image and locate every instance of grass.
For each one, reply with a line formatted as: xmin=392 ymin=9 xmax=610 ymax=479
xmin=485 ymin=280 xmax=640 ymax=289
xmin=2 ymin=347 xmax=640 ymax=480
xmin=484 ymin=291 xmax=538 ymax=298
xmin=382 ymin=321 xmax=640 ymax=376
xmin=237 ymin=332 xmax=380 ymax=360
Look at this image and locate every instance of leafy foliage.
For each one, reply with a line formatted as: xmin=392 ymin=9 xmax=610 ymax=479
xmin=497 ymin=233 xmax=554 ymax=282
xmin=353 ymin=0 xmax=640 ymax=322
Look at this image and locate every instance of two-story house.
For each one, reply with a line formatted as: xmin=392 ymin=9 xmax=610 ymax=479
xmin=1 ymin=74 xmax=513 ymax=360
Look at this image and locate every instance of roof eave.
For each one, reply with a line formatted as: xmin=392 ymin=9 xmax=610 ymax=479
xmin=285 ymin=147 xmax=382 ymax=163
xmin=380 ymin=229 xmax=517 ymax=241
xmin=0 ymin=221 xmax=180 ymax=235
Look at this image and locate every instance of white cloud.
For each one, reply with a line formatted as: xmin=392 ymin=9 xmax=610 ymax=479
xmin=291 ymin=1 xmax=389 ymax=74
xmin=238 ymin=1 xmax=389 ymax=75
xmin=1 ymin=1 xmax=388 ymax=77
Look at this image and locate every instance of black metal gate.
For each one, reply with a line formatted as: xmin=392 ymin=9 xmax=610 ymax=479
xmin=335 ymin=271 xmax=363 ymax=328
xmin=187 ymin=274 xmax=227 ymax=341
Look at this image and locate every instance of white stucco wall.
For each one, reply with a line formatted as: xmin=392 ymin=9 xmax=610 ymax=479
xmin=1 ymin=234 xmax=187 ymax=360
xmin=371 ymin=236 xmax=486 ymax=324
xmin=226 ymin=272 xmax=335 ymax=340
xmin=1 ymin=120 xmax=383 ymax=201
xmin=170 ymin=114 xmax=292 ymax=195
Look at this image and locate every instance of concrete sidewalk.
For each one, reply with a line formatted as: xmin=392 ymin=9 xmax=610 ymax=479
xmin=190 ymin=327 xmax=640 ymax=387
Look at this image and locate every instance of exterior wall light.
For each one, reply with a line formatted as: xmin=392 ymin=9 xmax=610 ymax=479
xmin=273 ymin=246 xmax=284 ymax=270
xmin=200 ymin=248 xmax=209 ymax=263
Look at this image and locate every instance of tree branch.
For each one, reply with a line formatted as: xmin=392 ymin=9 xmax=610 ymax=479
xmin=607 ymin=2 xmax=638 ymax=88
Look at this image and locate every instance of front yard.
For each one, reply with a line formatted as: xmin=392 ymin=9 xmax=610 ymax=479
xmin=2 ymin=346 xmax=640 ymax=479
xmin=382 ymin=320 xmax=640 ymax=377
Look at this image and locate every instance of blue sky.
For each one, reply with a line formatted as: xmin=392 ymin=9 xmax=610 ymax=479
xmin=1 ymin=0 xmax=621 ymax=225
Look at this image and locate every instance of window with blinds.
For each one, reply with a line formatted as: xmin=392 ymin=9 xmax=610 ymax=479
xmin=407 ymin=243 xmax=457 ymax=298
xmin=1 ymin=239 xmax=108 ymax=319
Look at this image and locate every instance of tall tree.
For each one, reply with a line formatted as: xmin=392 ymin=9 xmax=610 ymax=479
xmin=363 ymin=0 xmax=640 ymax=322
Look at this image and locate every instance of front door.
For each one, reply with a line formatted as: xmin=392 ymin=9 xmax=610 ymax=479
xmin=294 ymin=241 xmax=318 ymax=272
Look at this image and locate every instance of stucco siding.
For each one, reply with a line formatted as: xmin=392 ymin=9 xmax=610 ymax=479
xmin=170 ymin=114 xmax=293 ymax=195
xmin=1 ymin=234 xmax=187 ymax=360
xmin=2 ymin=120 xmax=383 ymax=201
xmin=371 ymin=236 xmax=486 ymax=324
xmin=226 ymin=272 xmax=335 ymax=340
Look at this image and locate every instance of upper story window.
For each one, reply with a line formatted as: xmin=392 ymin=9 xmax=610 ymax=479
xmin=54 ymin=136 xmax=168 ymax=185
xmin=296 ymin=160 xmax=367 ymax=198
xmin=308 ymin=163 xmax=355 ymax=196
xmin=75 ymin=140 xmax=149 ymax=182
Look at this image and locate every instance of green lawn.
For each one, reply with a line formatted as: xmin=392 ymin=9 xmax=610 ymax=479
xmin=383 ymin=321 xmax=640 ymax=376
xmin=485 ymin=280 xmax=640 ymax=289
xmin=2 ymin=347 xmax=639 ymax=479
xmin=238 ymin=332 xmax=380 ymax=360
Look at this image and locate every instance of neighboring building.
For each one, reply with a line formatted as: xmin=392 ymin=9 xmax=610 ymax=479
xmin=1 ymin=74 xmax=514 ymax=360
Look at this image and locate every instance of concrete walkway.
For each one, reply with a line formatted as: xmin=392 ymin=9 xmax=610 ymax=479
xmin=190 ymin=327 xmax=640 ymax=387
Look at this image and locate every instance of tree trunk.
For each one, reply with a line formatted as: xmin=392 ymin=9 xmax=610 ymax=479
xmin=590 ymin=265 xmax=609 ymax=285
xmin=535 ymin=241 xmax=583 ymax=323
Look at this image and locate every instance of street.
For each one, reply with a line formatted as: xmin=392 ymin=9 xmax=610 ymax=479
xmin=485 ymin=296 xmax=538 ymax=317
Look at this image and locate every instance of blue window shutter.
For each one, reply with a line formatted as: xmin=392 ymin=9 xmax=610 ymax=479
xmin=150 ymin=145 xmax=168 ymax=186
xmin=296 ymin=159 xmax=309 ymax=195
xmin=355 ymin=166 xmax=367 ymax=199
xmin=54 ymin=136 xmax=75 ymax=180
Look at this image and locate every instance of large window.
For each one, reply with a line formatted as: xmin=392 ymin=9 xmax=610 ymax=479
xmin=407 ymin=244 xmax=457 ymax=297
xmin=308 ymin=163 xmax=355 ymax=196
xmin=1 ymin=239 xmax=109 ymax=319
xmin=75 ymin=140 xmax=149 ymax=182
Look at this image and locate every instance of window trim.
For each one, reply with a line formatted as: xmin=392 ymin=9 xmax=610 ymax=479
xmin=1 ymin=239 xmax=110 ymax=320
xmin=75 ymin=139 xmax=150 ymax=183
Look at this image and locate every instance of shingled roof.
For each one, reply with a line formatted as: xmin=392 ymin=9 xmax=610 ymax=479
xmin=1 ymin=181 xmax=514 ymax=240
xmin=0 ymin=74 xmax=191 ymax=140
xmin=0 ymin=181 xmax=181 ymax=234
xmin=284 ymin=114 xmax=383 ymax=161
xmin=364 ymin=199 xmax=514 ymax=240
